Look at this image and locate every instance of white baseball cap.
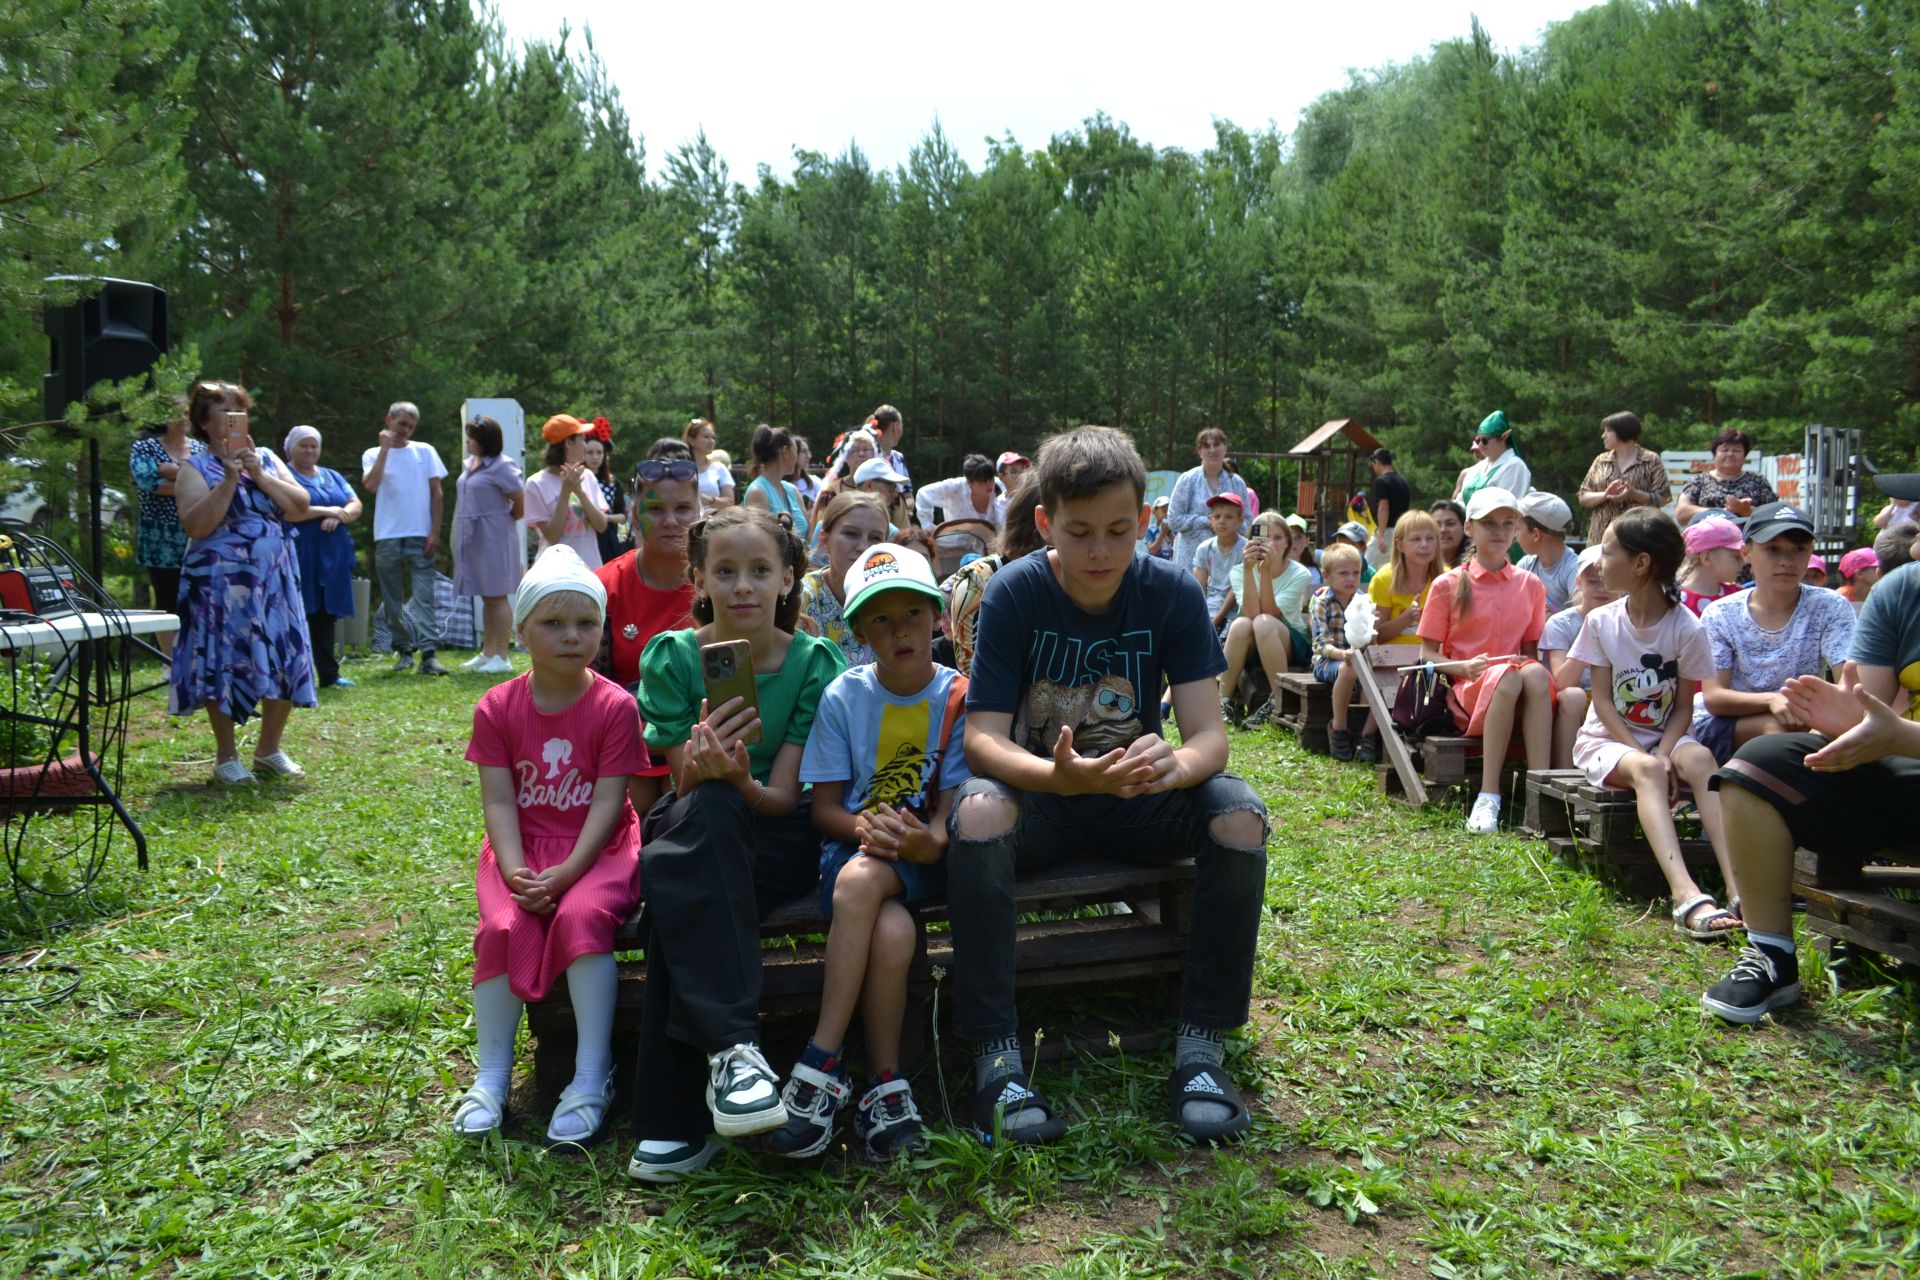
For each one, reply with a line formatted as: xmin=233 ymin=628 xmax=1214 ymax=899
xmin=854 ymin=457 xmax=911 ymax=487
xmin=841 ymin=543 xmax=944 ymax=621
xmin=1576 ymin=543 xmax=1605 ymax=573
xmin=1517 ymin=491 xmax=1573 ymax=533
xmin=1464 ymin=487 xmax=1521 ymax=521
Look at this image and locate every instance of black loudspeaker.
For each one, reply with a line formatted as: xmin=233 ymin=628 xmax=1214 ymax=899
xmin=42 ymin=277 xmax=170 ymax=422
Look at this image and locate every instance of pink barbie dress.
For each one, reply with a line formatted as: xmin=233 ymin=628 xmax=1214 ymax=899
xmin=465 ymin=670 xmax=645 ymax=1000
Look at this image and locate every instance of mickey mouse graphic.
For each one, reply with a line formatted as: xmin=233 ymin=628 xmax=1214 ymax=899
xmin=1614 ymin=652 xmax=1679 ymax=730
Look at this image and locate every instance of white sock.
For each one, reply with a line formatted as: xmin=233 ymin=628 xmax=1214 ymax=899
xmin=472 ymin=974 xmax=523 ymax=1101
xmin=1477 ymin=791 xmax=1502 ymax=807
xmin=551 ymin=953 xmax=617 ymax=1140
xmin=1746 ymin=930 xmax=1795 ymax=955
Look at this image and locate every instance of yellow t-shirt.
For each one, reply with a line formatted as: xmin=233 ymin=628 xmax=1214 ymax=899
xmin=1369 ymin=563 xmax=1434 ymax=646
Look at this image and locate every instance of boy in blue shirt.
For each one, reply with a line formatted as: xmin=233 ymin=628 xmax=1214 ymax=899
xmin=777 ymin=543 xmax=969 ymax=1159
xmin=949 ymin=425 xmax=1270 ymax=1146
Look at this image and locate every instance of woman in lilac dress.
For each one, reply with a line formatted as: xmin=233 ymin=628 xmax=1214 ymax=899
xmin=169 ymin=381 xmax=318 ymax=786
xmin=283 ymin=425 xmax=363 ymax=689
xmin=453 ymin=414 xmax=525 ymax=674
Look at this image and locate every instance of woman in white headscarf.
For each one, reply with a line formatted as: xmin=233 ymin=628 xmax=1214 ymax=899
xmin=284 ymin=425 xmax=363 ymax=689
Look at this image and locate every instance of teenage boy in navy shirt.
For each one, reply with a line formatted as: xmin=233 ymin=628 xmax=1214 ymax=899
xmin=947 ymin=425 xmax=1270 ymax=1145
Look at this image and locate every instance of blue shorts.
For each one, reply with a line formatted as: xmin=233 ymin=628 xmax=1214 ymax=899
xmin=1312 ymin=656 xmax=1344 ymax=683
xmin=1691 ymin=713 xmax=1738 ymax=766
xmin=818 ymin=846 xmax=947 ymax=920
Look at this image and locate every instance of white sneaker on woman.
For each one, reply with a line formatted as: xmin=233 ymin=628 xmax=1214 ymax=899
xmin=477 ymin=655 xmax=515 ymax=675
xmin=459 ymin=653 xmax=488 ymax=670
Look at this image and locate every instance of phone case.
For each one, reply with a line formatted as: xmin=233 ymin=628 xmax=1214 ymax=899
xmin=700 ymin=639 xmax=762 ymax=745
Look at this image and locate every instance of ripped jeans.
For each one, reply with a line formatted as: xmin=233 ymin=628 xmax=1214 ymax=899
xmin=944 ymin=773 xmax=1269 ymax=1042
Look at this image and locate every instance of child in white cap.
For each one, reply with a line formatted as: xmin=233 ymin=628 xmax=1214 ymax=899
xmin=455 ymin=545 xmax=645 ymax=1147
xmin=1415 ymin=487 xmax=1553 ymax=834
xmin=773 ymin=543 xmax=968 ymax=1161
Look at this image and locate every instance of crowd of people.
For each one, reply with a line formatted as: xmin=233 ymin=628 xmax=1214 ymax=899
xmin=125 ymin=386 xmax=1920 ymax=1171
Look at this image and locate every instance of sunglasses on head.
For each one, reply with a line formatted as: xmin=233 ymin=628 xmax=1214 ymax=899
xmin=634 ymin=459 xmax=698 ymax=484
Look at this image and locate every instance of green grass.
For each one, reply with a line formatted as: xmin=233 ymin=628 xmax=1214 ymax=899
xmin=3 ymin=656 xmax=1918 ymax=1277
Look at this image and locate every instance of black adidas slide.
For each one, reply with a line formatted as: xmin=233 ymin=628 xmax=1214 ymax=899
xmin=968 ymin=1072 xmax=1067 ymax=1146
xmin=1168 ymin=1061 xmax=1251 ymax=1144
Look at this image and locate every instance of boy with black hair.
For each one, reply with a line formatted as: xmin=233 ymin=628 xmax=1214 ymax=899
xmin=947 ymin=425 xmax=1269 ymax=1146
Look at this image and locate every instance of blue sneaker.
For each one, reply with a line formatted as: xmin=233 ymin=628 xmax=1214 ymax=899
xmin=329 ymin=677 xmax=357 ymax=688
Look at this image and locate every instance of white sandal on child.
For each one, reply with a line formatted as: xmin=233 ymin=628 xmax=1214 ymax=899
xmin=453 ymin=1081 xmax=509 ymax=1138
xmin=544 ymin=1078 xmax=616 ymax=1148
xmin=1672 ymin=892 xmax=1741 ymax=942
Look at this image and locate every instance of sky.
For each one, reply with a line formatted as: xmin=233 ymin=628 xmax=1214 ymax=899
xmin=487 ymin=0 xmax=1597 ymax=183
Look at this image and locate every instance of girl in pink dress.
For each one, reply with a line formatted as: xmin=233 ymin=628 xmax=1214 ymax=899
xmin=454 ymin=545 xmax=646 ymax=1147
xmin=1417 ymin=487 xmax=1553 ymax=835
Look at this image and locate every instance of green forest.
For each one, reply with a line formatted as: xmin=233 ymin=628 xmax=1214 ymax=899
xmin=4 ymin=0 xmax=1919 ymax=506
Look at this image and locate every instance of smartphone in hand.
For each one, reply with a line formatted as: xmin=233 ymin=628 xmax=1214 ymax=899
xmin=700 ymin=639 xmax=762 ymax=745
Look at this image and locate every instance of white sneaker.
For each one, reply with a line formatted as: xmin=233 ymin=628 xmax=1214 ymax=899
xmin=1466 ymin=792 xmax=1502 ymax=835
xmin=705 ymin=1043 xmax=788 ymax=1136
xmin=459 ymin=653 xmax=488 ymax=670
xmin=477 ymin=655 xmax=515 ymax=675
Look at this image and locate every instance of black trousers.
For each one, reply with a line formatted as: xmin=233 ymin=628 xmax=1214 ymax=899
xmin=628 ymin=782 xmax=822 ymax=1141
xmin=307 ymin=611 xmax=339 ymax=686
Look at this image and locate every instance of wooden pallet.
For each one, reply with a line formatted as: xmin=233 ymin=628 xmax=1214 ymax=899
xmin=1272 ymin=672 xmax=1332 ymax=754
xmin=524 ymin=857 xmax=1196 ymax=1100
xmin=1523 ymin=769 xmax=1717 ymax=893
xmin=1792 ymin=843 xmax=1920 ymax=968
xmin=1797 ymin=884 xmax=1920 ymax=968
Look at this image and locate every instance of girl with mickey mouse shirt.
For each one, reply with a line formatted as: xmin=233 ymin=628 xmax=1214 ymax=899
xmin=1563 ymin=508 xmax=1739 ymax=942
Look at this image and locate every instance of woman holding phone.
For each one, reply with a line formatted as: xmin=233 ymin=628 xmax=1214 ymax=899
xmin=170 ymin=380 xmax=318 ymax=786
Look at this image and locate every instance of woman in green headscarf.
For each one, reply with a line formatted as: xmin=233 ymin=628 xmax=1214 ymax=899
xmin=1454 ymin=411 xmax=1533 ymax=506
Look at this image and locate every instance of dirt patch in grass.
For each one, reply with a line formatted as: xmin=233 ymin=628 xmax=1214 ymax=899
xmin=1291 ymin=1204 xmax=1431 ymax=1278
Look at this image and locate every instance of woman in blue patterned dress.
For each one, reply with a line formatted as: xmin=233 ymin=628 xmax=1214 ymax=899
xmin=170 ymin=381 xmax=319 ymax=786
xmin=283 ymin=425 xmax=363 ymax=690
xmin=127 ymin=406 xmax=208 ymax=656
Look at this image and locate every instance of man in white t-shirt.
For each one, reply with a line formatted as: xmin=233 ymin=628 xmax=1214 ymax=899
xmin=361 ymin=400 xmax=450 ymax=675
xmin=915 ymin=454 xmax=1005 ymax=530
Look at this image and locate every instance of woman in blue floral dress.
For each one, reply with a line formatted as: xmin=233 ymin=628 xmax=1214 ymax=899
xmin=169 ymin=381 xmax=318 ymax=786
xmin=127 ymin=408 xmax=207 ymax=655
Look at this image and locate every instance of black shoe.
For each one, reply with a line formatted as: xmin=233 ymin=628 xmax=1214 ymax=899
xmin=765 ymin=1062 xmax=849 ymax=1158
xmin=1219 ymin=696 xmax=1243 ymax=726
xmin=858 ymin=1078 xmax=927 ymax=1159
xmin=391 ymin=651 xmax=415 ymax=673
xmin=418 ymin=652 xmax=450 ymax=676
xmin=1701 ymin=943 xmax=1801 ymax=1025
xmin=1328 ymin=727 xmax=1356 ymax=761
xmin=1244 ymin=698 xmax=1277 ymax=728
xmin=1355 ymin=733 xmax=1380 ymax=764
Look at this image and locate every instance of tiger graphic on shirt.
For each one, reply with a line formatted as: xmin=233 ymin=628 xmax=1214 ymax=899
xmin=858 ymin=698 xmax=943 ymax=821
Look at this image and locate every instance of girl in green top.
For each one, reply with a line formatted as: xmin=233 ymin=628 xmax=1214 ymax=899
xmin=628 ymin=506 xmax=846 ymax=1183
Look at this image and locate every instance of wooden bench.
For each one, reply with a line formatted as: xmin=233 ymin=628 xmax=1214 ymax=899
xmin=1519 ymin=769 xmax=1716 ymax=895
xmin=524 ymin=858 xmax=1197 ymax=1098
xmin=1272 ymin=673 xmax=1333 ymax=753
xmin=1792 ymin=843 xmax=1920 ymax=968
xmin=1376 ymin=736 xmax=1524 ymax=794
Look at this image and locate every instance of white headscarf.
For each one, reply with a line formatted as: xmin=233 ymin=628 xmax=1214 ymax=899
xmin=513 ymin=544 xmax=607 ymax=627
xmin=283 ymin=425 xmax=320 ymax=454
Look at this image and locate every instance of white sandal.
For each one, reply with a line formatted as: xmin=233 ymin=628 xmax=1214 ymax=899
xmin=251 ymin=750 xmax=305 ymax=778
xmin=453 ymin=1081 xmax=509 ymax=1139
xmin=213 ymin=759 xmax=255 ymax=787
xmin=544 ymin=1078 xmax=616 ymax=1148
xmin=1672 ymin=892 xmax=1741 ymax=942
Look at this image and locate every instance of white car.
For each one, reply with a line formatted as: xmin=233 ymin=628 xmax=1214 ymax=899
xmin=0 ymin=459 xmax=130 ymax=531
